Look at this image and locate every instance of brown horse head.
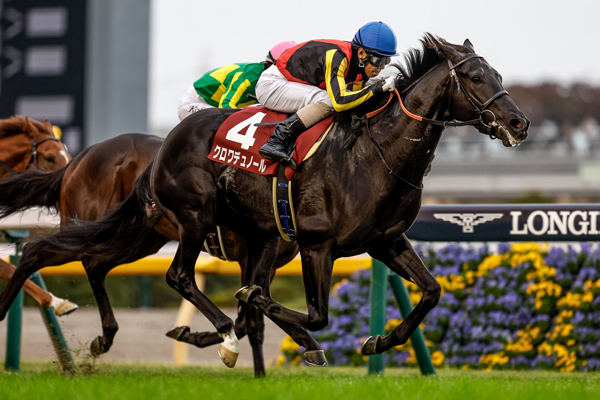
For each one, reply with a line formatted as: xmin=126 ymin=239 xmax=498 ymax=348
xmin=428 ymin=35 xmax=530 ymax=147
xmin=0 ymin=116 xmax=71 ymax=175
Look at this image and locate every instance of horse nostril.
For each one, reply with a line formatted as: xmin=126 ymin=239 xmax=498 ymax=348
xmin=510 ymin=118 xmax=527 ymax=131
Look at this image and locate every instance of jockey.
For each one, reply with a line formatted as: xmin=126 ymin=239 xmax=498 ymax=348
xmin=257 ymin=21 xmax=398 ymax=168
xmin=177 ymin=41 xmax=297 ymax=121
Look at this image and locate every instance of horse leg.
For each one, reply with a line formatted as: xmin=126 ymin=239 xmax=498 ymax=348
xmin=167 ymin=299 xmax=248 ymax=349
xmin=362 ymin=234 xmax=441 ymax=355
xmin=85 ymin=232 xmax=168 ymax=356
xmin=165 ymin=230 xmax=237 ymax=367
xmin=84 ymin=260 xmax=120 ymax=356
xmin=0 ymin=239 xmax=84 ymax=320
xmin=167 ymin=258 xmax=251 ymax=349
xmin=246 ymin=266 xmax=278 ymax=377
xmin=0 ymin=259 xmax=78 ymax=316
xmin=246 ymin=300 xmax=266 ymax=377
xmin=240 ymin=243 xmax=334 ymax=331
xmin=237 ymin=238 xmax=326 ymax=366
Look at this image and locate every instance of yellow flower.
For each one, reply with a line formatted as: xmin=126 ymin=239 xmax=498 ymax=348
xmin=431 ymin=351 xmax=445 ymax=367
xmin=406 ymin=348 xmax=417 ymax=364
xmin=582 ymin=292 xmax=594 ymax=303
xmin=281 ymin=335 xmax=300 ymax=353
xmin=291 ymin=355 xmax=302 ymax=366
xmin=462 ymin=365 xmax=469 ymax=370
xmin=466 ymin=270 xmax=475 ymax=285
xmin=561 ymin=324 xmax=575 ymax=337
xmin=385 ymin=318 xmax=402 ymax=332
xmin=276 ymin=355 xmax=286 ymax=367
xmin=476 ymin=254 xmax=507 ymax=277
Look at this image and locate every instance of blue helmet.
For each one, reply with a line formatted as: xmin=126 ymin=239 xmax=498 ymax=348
xmin=352 ymin=21 xmax=399 ymax=57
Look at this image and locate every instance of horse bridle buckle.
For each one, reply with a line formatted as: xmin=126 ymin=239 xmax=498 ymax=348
xmin=480 ymin=109 xmax=499 ymax=140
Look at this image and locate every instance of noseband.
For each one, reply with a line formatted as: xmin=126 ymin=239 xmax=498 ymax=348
xmin=0 ymin=137 xmax=65 ymax=176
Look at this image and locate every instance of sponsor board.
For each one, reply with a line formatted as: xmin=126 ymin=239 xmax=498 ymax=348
xmin=406 ymin=204 xmax=600 ymax=242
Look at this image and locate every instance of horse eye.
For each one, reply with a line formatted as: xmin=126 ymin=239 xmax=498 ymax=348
xmin=471 ymin=76 xmax=482 ymax=84
xmin=45 ymin=156 xmax=56 ymax=164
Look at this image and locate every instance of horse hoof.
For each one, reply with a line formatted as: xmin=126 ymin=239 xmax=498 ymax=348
xmin=54 ymin=300 xmax=79 ymax=317
xmin=361 ymin=335 xmax=382 ymax=356
xmin=166 ymin=326 xmax=190 ymax=341
xmin=90 ymin=336 xmax=104 ymax=357
xmin=234 ymin=286 xmax=262 ymax=303
xmin=218 ymin=344 xmax=239 ymax=368
xmin=304 ymin=350 xmax=328 ymax=366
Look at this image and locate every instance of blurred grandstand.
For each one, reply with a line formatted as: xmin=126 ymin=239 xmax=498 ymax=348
xmin=424 ymin=83 xmax=600 ymax=202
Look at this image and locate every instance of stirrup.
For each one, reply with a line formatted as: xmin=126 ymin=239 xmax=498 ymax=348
xmin=280 ymin=155 xmax=297 ymax=171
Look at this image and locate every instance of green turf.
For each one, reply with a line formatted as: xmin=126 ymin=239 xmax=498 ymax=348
xmin=1 ymin=362 xmax=600 ymax=400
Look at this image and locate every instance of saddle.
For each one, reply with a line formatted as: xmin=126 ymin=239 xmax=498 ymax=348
xmin=208 ymin=106 xmax=334 ymax=180
xmin=208 ymin=107 xmax=334 ymax=242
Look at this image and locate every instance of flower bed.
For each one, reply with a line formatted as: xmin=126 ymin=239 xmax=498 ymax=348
xmin=277 ymin=243 xmax=600 ymax=371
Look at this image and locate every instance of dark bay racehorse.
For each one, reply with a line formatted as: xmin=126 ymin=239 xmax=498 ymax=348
xmin=0 ymin=133 xmax=297 ymax=376
xmin=0 ymin=35 xmax=529 ymax=367
xmin=0 ymin=116 xmax=75 ymax=315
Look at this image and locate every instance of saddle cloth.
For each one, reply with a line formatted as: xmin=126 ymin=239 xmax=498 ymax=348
xmin=208 ymin=106 xmax=333 ymax=179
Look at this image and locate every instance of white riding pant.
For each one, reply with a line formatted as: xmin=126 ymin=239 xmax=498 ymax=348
xmin=255 ymin=65 xmax=333 ymax=114
xmin=177 ymin=85 xmax=215 ymax=121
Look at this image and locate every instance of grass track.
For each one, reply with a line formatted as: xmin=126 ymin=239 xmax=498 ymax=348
xmin=1 ymin=362 xmax=600 ymax=400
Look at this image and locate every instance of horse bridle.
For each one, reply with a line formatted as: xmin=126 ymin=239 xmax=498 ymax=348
xmin=0 ymin=137 xmax=65 ymax=176
xmin=446 ymin=54 xmax=509 ymax=138
xmin=359 ymin=53 xmax=510 ymax=190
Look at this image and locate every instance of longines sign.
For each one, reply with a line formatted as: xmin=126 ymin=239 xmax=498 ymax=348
xmin=405 ymin=205 xmax=600 ymax=242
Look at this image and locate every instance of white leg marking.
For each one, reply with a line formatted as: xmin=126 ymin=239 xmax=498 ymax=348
xmin=218 ymin=328 xmax=239 ymax=354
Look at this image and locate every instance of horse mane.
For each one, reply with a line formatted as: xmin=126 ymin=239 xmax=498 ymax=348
xmin=393 ymin=33 xmax=446 ymax=93
xmin=334 ymin=33 xmax=449 ymax=123
xmin=0 ymin=115 xmax=50 ymax=139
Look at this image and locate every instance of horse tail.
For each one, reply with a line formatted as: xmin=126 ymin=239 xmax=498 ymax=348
xmin=39 ymin=161 xmax=160 ymax=265
xmin=0 ymin=167 xmax=66 ymax=219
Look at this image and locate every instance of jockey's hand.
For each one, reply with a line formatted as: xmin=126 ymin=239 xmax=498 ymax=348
xmin=382 ymin=76 xmax=395 ymax=92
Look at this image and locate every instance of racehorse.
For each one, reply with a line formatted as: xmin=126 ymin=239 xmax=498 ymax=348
xmin=0 ymin=133 xmax=298 ymax=377
xmin=0 ymin=116 xmax=69 ymax=178
xmin=0 ymin=35 xmax=529 ymax=367
xmin=0 ymin=115 xmax=75 ymax=315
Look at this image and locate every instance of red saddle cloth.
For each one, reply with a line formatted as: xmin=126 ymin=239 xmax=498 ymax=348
xmin=208 ymin=106 xmax=333 ymax=179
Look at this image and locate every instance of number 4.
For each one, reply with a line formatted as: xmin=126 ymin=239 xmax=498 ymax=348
xmin=225 ymin=112 xmax=267 ymax=150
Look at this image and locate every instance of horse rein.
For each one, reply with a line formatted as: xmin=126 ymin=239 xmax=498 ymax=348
xmin=368 ymin=54 xmax=508 ymax=132
xmin=361 ymin=53 xmax=509 ymax=191
xmin=0 ymin=137 xmax=65 ymax=176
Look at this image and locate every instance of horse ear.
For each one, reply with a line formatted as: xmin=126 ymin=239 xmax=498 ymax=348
xmin=434 ymin=41 xmax=462 ymax=64
xmin=23 ymin=116 xmax=36 ymax=138
xmin=463 ymin=39 xmax=475 ymax=52
xmin=43 ymin=119 xmax=55 ymax=137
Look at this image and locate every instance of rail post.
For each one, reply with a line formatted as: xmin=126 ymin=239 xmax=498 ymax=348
xmin=28 ymin=272 xmax=76 ymax=372
xmin=388 ymin=272 xmax=436 ymax=375
xmin=4 ymin=230 xmax=26 ymax=371
xmin=367 ymin=259 xmax=387 ymax=375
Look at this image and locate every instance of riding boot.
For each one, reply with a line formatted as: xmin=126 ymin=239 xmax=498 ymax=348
xmin=259 ymin=113 xmax=306 ymax=170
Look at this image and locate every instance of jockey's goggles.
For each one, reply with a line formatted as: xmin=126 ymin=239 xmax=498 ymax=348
xmin=367 ymin=53 xmax=391 ymax=68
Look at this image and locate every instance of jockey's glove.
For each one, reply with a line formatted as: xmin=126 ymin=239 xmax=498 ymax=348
xmin=382 ymin=76 xmax=396 ymax=92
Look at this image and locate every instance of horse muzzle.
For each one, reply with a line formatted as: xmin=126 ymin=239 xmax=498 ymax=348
xmin=499 ymin=124 xmax=528 ymax=147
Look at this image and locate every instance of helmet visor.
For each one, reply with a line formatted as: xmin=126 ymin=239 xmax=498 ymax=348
xmin=368 ymin=54 xmax=391 ymax=68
